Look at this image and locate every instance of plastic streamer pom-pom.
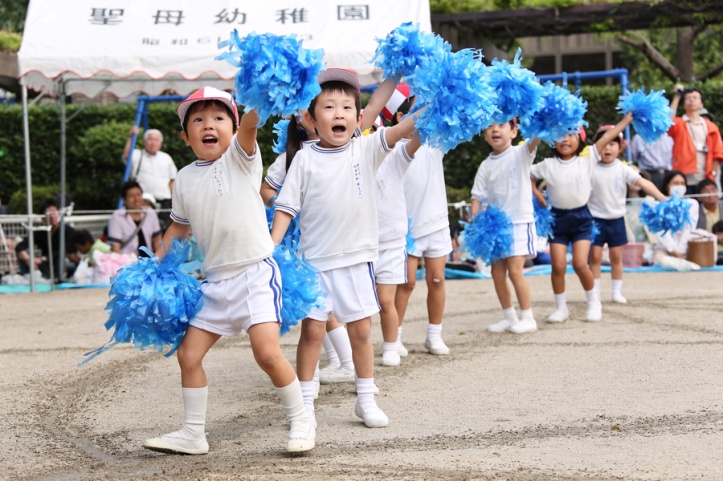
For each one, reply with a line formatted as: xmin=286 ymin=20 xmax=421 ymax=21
xmin=272 ymin=118 xmax=290 ymax=155
xmin=533 ymin=196 xmax=555 ymax=239
xmin=217 ymin=31 xmax=324 ymax=125
xmin=271 ymin=246 xmax=324 ymax=335
xmin=591 ymin=220 xmax=601 ymax=244
xmin=638 ymin=194 xmax=692 ymax=235
xmin=487 ymin=48 xmax=544 ymax=125
xmin=406 ymin=218 xmax=416 ymax=253
xmin=79 ymin=239 xmax=203 ymax=367
xmin=371 ymin=21 xmax=450 ymax=81
xmin=412 ymin=48 xmax=499 ymax=153
xmin=616 ymin=89 xmax=674 ymax=143
xmin=464 ymin=206 xmax=514 ymax=265
xmin=519 ymin=82 xmax=588 ymax=145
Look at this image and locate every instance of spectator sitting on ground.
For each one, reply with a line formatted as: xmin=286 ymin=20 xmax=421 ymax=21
xmin=71 ymin=229 xmax=111 ymax=267
xmin=15 ymin=199 xmax=79 ymax=281
xmin=695 ymin=178 xmax=723 ymax=232
xmin=712 ymin=220 xmax=723 ymax=265
xmin=106 ymin=181 xmax=162 ymax=258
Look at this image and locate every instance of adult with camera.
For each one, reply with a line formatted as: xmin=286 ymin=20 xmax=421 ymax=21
xmin=668 ymin=84 xmax=723 ymax=194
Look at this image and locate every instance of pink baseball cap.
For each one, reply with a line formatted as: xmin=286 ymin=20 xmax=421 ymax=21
xmin=596 ymin=124 xmax=623 ymax=141
xmin=579 ymin=126 xmax=587 ymax=142
xmin=381 ymin=83 xmax=412 ymax=121
xmin=177 ymin=86 xmax=239 ymax=128
xmin=318 ymin=68 xmax=360 ymax=91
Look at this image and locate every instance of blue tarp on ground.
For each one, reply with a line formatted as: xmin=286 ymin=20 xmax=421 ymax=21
xmin=424 ymin=264 xmax=723 ymax=280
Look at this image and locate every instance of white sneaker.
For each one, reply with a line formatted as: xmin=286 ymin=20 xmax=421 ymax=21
xmin=586 ymin=302 xmax=602 ymax=322
xmin=509 ymin=318 xmax=537 ymax=334
xmin=424 ymin=337 xmax=450 ymax=355
xmin=612 ymin=293 xmax=628 ymax=304
xmin=354 ymin=384 xmax=380 ymax=395
xmin=286 ymin=420 xmax=315 ymax=453
xmin=319 ymin=368 xmax=355 ymax=384
xmin=312 ymin=380 xmax=320 ymax=400
xmin=354 ymin=402 xmax=389 ymax=428
xmin=381 ymin=350 xmax=401 ymax=366
xmin=487 ymin=319 xmax=517 ymax=333
xmin=319 ymin=362 xmax=341 ymax=373
xmin=397 ymin=341 xmax=409 ymax=357
xmin=143 ymin=430 xmax=209 ymax=455
xmin=546 ymin=307 xmax=570 ymax=323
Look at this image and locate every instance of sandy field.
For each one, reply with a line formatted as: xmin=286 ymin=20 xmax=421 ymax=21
xmin=1 ymin=271 xmax=722 ymax=481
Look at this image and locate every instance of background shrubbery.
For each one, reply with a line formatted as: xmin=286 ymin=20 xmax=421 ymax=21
xmin=1 ymin=83 xmax=722 ymax=214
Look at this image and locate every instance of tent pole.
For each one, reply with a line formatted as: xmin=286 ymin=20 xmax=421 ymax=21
xmin=59 ymin=81 xmax=67 ymax=283
xmin=21 ymin=84 xmax=36 ymax=293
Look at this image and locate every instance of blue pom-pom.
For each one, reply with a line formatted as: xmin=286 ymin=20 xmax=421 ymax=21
xmin=533 ymin=196 xmax=555 ymax=239
xmin=217 ymin=31 xmax=324 ymax=125
xmin=272 ymin=118 xmax=290 ymax=155
xmin=464 ymin=206 xmax=514 ymax=264
xmin=519 ymin=82 xmax=588 ymax=144
xmin=617 ymin=89 xmax=674 ymax=143
xmin=265 ymin=205 xmax=301 ymax=251
xmin=79 ymin=239 xmax=203 ymax=366
xmin=488 ymin=49 xmax=544 ymax=125
xmin=638 ymin=193 xmax=693 ymax=235
xmin=412 ymin=48 xmax=499 ymax=153
xmin=272 ymin=246 xmax=324 ymax=334
xmin=371 ymin=22 xmax=450 ymax=81
xmin=406 ymin=218 xmax=416 ymax=253
xmin=591 ymin=220 xmax=601 ymax=244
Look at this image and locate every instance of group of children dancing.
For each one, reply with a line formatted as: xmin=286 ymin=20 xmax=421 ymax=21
xmin=135 ymin=34 xmax=685 ymax=457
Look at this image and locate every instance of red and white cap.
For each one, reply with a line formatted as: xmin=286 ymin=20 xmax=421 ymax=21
xmin=318 ymin=68 xmax=360 ymax=91
xmin=381 ymin=83 xmax=412 ymax=121
xmin=579 ymin=126 xmax=587 ymax=142
xmin=596 ymin=124 xmax=623 ymax=141
xmin=177 ymin=87 xmax=239 ymax=128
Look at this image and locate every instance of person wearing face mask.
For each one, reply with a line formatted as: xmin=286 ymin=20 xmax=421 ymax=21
xmin=650 ymin=170 xmax=701 ymax=271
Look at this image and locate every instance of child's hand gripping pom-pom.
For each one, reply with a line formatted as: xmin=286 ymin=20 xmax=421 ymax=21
xmin=371 ymin=22 xmax=450 ymax=81
xmin=79 ymin=239 xmax=203 ymax=367
xmin=617 ymin=89 xmax=674 ymax=143
xmin=265 ymin=206 xmax=302 ymax=251
xmin=272 ymin=245 xmax=325 ymax=334
xmin=519 ymin=82 xmax=588 ymax=144
xmin=272 ymin=118 xmax=291 ymax=155
xmin=464 ymin=206 xmax=514 ymax=265
xmin=638 ymin=193 xmax=693 ymax=235
xmin=217 ymin=31 xmax=324 ymax=125
xmin=488 ymin=48 xmax=544 ymax=125
xmin=532 ymin=196 xmax=555 ymax=239
xmin=412 ymin=48 xmax=499 ymax=153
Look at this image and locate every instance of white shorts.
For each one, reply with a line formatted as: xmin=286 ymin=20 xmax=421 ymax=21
xmin=308 ymin=262 xmax=381 ymax=324
xmin=507 ymin=222 xmax=537 ymax=258
xmin=191 ymin=258 xmax=282 ymax=336
xmin=409 ymin=226 xmax=453 ymax=259
xmin=374 ymin=246 xmax=407 ymax=285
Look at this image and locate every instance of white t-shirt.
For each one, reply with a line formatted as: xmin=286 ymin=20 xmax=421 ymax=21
xmin=275 ymin=129 xmax=392 ymax=271
xmin=129 ymin=149 xmax=178 ymax=201
xmin=264 ymin=140 xmax=317 ymax=191
xmin=530 ymin=149 xmax=596 ymax=210
xmin=170 ymin=138 xmax=273 ymax=282
xmin=403 ymin=145 xmax=449 ymax=239
xmin=471 ymin=141 xmax=536 ymax=224
xmin=376 ymin=140 xmax=414 ymax=250
xmin=589 ymin=154 xmax=640 ymax=219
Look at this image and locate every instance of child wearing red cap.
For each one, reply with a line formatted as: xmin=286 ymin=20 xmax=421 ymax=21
xmin=271 ymin=69 xmax=420 ymax=430
xmin=143 ymin=86 xmax=315 ymax=455
xmin=530 ymin=126 xmax=605 ymax=323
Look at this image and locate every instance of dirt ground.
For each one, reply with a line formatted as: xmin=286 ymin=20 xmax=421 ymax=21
xmin=1 ymin=271 xmax=722 ymax=481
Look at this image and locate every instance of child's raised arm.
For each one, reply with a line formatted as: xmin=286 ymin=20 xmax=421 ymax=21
xmin=593 ymin=112 xmax=633 ymax=154
xmin=636 ymin=177 xmax=667 ymax=202
xmin=360 ymin=77 xmax=399 ymax=132
xmin=237 ymin=109 xmax=260 ymax=156
xmin=384 ymin=107 xmax=424 ymax=148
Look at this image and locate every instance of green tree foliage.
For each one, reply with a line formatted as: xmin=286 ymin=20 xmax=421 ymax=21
xmin=0 ymin=0 xmax=29 ymax=33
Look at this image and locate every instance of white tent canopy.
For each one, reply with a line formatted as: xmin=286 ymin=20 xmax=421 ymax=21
xmin=19 ymin=0 xmax=432 ymax=96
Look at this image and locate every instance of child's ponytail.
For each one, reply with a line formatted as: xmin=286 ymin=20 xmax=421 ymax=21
xmin=285 ymin=116 xmax=306 ymax=171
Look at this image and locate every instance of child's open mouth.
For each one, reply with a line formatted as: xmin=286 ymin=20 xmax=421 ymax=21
xmin=332 ymin=126 xmax=346 ymax=134
xmin=203 ymin=135 xmax=218 ymax=145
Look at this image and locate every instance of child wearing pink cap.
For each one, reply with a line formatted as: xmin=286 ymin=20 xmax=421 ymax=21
xmin=271 ymin=69 xmax=420 ymax=430
xmin=143 ymin=87 xmax=315 ymax=455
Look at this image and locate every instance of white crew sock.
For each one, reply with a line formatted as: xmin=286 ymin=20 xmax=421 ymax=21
xmin=322 ymin=333 xmax=340 ymax=369
xmin=503 ymin=307 xmax=518 ymax=322
xmin=382 ymin=341 xmax=397 ymax=356
xmin=275 ymin=378 xmax=312 ymax=434
xmin=180 ymin=386 xmax=207 ymax=439
xmin=554 ymin=293 xmax=567 ymax=310
xmin=594 ymin=278 xmax=601 ymax=297
xmin=585 ymin=288 xmax=599 ymax=304
xmin=612 ymin=279 xmax=623 ymax=296
xmin=426 ymin=322 xmax=442 ymax=341
xmin=328 ymin=326 xmax=354 ymax=371
xmin=520 ymin=308 xmax=534 ymax=321
xmin=299 ymin=381 xmax=317 ymax=424
xmin=355 ymin=377 xmax=377 ymax=406
xmin=397 ymin=326 xmax=404 ymax=345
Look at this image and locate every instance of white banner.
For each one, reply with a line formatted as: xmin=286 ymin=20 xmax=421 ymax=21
xmin=19 ymin=0 xmax=431 ymax=97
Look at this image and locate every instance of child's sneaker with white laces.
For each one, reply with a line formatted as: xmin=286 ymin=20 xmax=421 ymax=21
xmin=586 ymin=302 xmax=602 ymax=322
xmin=424 ymin=337 xmax=450 ymax=355
xmin=286 ymin=420 xmax=315 ymax=453
xmin=381 ymin=350 xmax=401 ymax=366
xmin=546 ymin=307 xmax=570 ymax=323
xmin=509 ymin=318 xmax=537 ymax=334
xmin=487 ymin=319 xmax=517 ymax=333
xmin=143 ymin=430 xmax=209 ymax=455
xmin=354 ymin=402 xmax=389 ymax=428
xmin=396 ymin=340 xmax=408 ymax=357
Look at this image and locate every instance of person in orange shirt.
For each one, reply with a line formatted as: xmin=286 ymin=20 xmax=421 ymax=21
xmin=668 ymin=83 xmax=723 ymax=194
